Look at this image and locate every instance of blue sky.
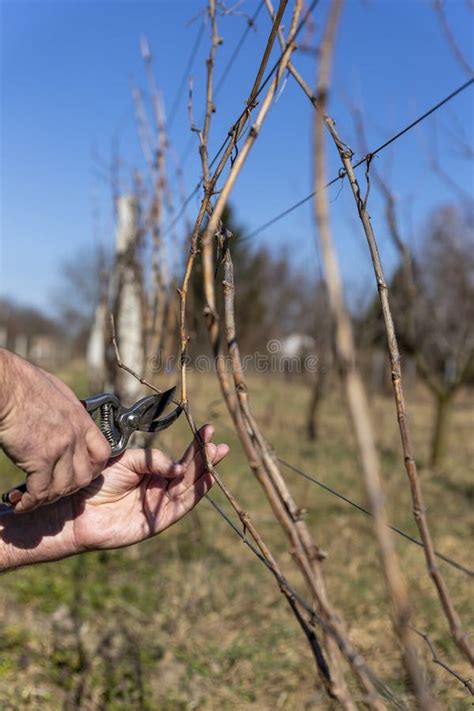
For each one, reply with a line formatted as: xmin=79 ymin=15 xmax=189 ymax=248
xmin=1 ymin=0 xmax=473 ymax=316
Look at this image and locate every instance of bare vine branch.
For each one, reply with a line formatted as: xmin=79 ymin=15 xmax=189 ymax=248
xmin=413 ymin=627 xmax=474 ymax=696
xmin=267 ymin=7 xmax=474 ymax=668
xmin=110 ymin=310 xmax=333 ymax=688
xmin=324 ymin=106 xmax=474 ymax=670
xmin=196 ymin=1 xmax=402 ymax=707
xmin=177 ymin=0 xmax=388 ymax=707
xmin=308 ymin=2 xmax=435 ymax=708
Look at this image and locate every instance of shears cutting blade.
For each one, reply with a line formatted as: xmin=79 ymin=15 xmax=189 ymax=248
xmin=82 ymin=386 xmax=182 ymax=457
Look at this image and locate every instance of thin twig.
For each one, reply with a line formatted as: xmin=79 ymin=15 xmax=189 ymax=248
xmin=413 ymin=627 xmax=474 ymax=695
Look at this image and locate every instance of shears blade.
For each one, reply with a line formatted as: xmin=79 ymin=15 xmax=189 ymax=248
xmin=129 ymin=387 xmax=182 ymax=433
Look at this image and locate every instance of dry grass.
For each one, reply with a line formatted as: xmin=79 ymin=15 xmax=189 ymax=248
xmin=0 ymin=362 xmax=472 ymax=709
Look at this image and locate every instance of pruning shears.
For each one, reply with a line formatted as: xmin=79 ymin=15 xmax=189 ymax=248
xmin=82 ymin=387 xmax=182 ymax=457
xmin=1 ymin=388 xmax=182 ymax=506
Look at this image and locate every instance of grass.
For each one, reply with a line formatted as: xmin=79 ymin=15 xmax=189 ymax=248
xmin=0 ymin=361 xmax=472 ymax=709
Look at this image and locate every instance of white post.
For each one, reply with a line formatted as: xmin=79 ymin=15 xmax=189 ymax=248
xmin=112 ymin=196 xmax=145 ymax=403
xmin=87 ymin=300 xmax=108 ymax=392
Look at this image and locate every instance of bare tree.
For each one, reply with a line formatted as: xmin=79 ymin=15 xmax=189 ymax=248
xmin=405 ymin=206 xmax=474 ymax=467
xmin=305 ymin=281 xmax=332 ymax=441
xmin=54 ymin=245 xmax=109 ymax=347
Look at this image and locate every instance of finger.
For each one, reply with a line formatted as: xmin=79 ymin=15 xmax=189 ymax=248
xmin=167 ymin=442 xmax=229 ymax=498
xmin=12 ymin=455 xmax=63 ymax=512
xmin=179 ymin=470 xmax=215 ymax=510
xmin=14 ymin=441 xmax=93 ymax=511
xmin=43 ymin=451 xmax=76 ymax=505
xmin=178 ymin=425 xmax=215 ymax=469
xmin=13 ymin=490 xmax=40 ymax=514
xmin=85 ymin=427 xmax=112 ymax=476
xmin=118 ymin=448 xmax=186 ymax=478
xmin=180 ymin=440 xmax=229 ymax=484
xmin=13 ymin=469 xmax=57 ymax=512
xmin=71 ymin=445 xmax=95 ymax=491
xmin=213 ymin=443 xmax=230 ymax=463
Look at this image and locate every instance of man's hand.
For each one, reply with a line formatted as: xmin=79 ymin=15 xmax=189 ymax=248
xmin=0 ymin=349 xmax=111 ymax=512
xmin=0 ymin=425 xmax=228 ymax=571
xmin=71 ymin=424 xmax=228 ymax=551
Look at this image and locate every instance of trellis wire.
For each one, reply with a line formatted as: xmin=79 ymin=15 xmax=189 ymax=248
xmin=164 ymin=0 xmax=320 ymax=236
xmin=278 ymin=457 xmax=474 ymax=577
xmin=241 ymin=77 xmax=474 ymax=241
xmin=197 ymin=405 xmax=473 ymax=578
xmin=206 ymin=495 xmax=410 ymax=711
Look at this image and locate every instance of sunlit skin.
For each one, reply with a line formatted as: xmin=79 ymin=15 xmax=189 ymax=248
xmin=0 ymin=348 xmax=111 ymax=512
xmin=72 ymin=424 xmax=228 ymax=551
xmin=0 ymin=425 xmax=229 ymax=571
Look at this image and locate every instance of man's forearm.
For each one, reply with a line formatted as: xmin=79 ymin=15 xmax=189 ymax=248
xmin=0 ymin=501 xmax=78 ymax=572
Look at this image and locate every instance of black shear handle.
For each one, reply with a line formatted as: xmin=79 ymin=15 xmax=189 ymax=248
xmin=2 ymin=482 xmax=27 ymax=505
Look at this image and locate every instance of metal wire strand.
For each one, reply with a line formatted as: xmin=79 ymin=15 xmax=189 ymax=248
xmin=205 ymin=495 xmax=409 ymax=711
xmin=278 ymin=457 xmax=474 ymax=577
xmin=198 ymin=405 xmax=473 ymax=578
xmin=241 ymin=77 xmax=474 ymax=242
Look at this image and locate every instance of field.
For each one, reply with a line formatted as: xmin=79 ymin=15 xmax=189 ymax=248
xmin=0 ymin=362 xmax=472 ymax=709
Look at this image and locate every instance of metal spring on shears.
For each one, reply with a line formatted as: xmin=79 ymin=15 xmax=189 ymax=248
xmin=99 ymin=403 xmax=117 ymax=447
